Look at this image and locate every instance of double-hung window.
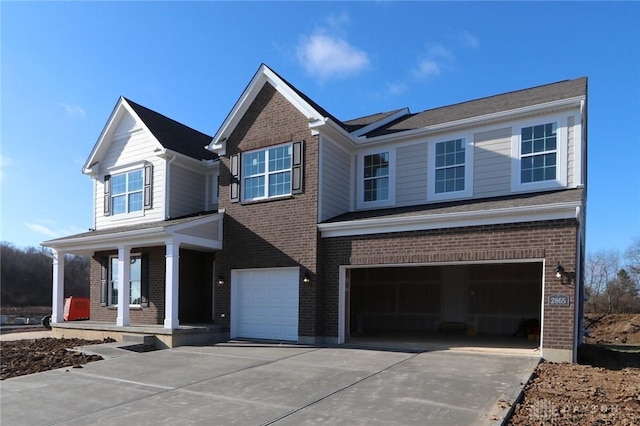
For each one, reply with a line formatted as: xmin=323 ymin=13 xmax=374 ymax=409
xmin=243 ymin=145 xmax=292 ymax=201
xmin=358 ymin=149 xmax=395 ymax=208
xmin=104 ymin=164 xmax=152 ymax=216
xmin=111 ymin=170 xmax=143 ymax=214
xmin=103 ymin=254 xmax=148 ymax=306
xmin=511 ymin=116 xmax=568 ymax=192
xmin=428 ymin=135 xmax=472 ymax=200
xmin=520 ymin=123 xmax=557 ymax=183
xmin=364 ymin=152 xmax=389 ymax=202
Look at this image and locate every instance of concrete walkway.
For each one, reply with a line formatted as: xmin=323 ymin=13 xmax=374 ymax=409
xmin=1 ymin=340 xmax=538 ymax=425
xmin=0 ymin=329 xmax=52 ymax=341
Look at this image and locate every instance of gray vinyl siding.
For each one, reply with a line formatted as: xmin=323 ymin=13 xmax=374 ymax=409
xmin=94 ymin=114 xmax=165 ymax=229
xmin=396 ymin=143 xmax=428 ymax=206
xmin=320 ymin=137 xmax=351 ymax=221
xmin=473 ymin=127 xmax=512 ymax=198
xmin=169 ymin=164 xmax=207 ymax=218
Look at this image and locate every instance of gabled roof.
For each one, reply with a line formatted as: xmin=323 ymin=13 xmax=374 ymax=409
xmin=208 ymin=65 xmax=586 ymax=152
xmin=362 ymin=77 xmax=587 ymax=138
xmin=83 ymin=97 xmax=215 ymax=174
xmin=207 ymin=64 xmax=409 ymax=154
xmin=124 ymin=98 xmax=216 ymax=161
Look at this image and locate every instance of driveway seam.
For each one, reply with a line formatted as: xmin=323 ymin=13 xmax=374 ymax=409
xmin=48 ymin=346 xmax=323 ymax=426
xmin=262 ymin=351 xmax=422 ymax=426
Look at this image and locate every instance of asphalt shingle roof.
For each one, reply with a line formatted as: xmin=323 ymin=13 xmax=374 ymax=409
xmin=362 ymin=77 xmax=587 ymax=137
xmin=125 ymin=98 xmax=217 ymax=161
xmin=323 ymin=188 xmax=584 ymax=224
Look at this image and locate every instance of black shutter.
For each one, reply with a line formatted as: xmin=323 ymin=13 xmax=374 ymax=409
xmin=100 ymin=257 xmax=108 ymax=306
xmin=141 ymin=253 xmax=149 ymax=305
xmin=103 ymin=175 xmax=111 ymax=216
xmin=230 ymin=154 xmax=240 ymax=202
xmin=292 ymin=140 xmax=304 ymax=194
xmin=143 ymin=164 xmax=153 ymax=210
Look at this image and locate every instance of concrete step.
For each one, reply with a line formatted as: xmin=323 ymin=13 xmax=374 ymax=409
xmin=122 ymin=334 xmax=156 ymax=351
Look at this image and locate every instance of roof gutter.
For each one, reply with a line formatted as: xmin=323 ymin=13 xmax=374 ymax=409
xmin=357 ymin=96 xmax=586 ymax=145
xmin=318 ymin=201 xmax=582 ymax=238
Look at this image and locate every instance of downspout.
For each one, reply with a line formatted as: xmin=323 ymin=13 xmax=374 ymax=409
xmin=164 ymin=155 xmax=177 ymax=219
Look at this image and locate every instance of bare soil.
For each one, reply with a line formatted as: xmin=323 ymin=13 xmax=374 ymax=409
xmin=1 ymin=313 xmax=639 ymax=425
xmin=508 ymin=313 xmax=640 ymax=425
xmin=0 ymin=337 xmax=114 ymax=380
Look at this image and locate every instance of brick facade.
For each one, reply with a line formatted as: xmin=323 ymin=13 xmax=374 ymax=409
xmin=89 ymin=246 xmax=213 ymax=325
xmin=320 ymin=219 xmax=579 ymax=351
xmin=215 ymin=83 xmax=320 ymax=336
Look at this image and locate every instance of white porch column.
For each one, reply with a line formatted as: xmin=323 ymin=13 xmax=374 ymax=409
xmin=164 ymin=242 xmax=180 ymax=329
xmin=116 ymin=246 xmax=131 ymax=326
xmin=51 ymin=250 xmax=65 ymax=324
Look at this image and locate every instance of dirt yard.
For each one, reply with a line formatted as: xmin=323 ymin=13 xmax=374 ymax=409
xmin=0 ymin=337 xmax=114 ymax=380
xmin=508 ymin=313 xmax=640 ymax=425
xmin=1 ymin=313 xmax=639 ymax=425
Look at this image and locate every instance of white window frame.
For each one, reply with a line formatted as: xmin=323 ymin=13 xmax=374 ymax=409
xmin=108 ymin=253 xmax=145 ymax=307
xmin=241 ymin=143 xmax=293 ymax=202
xmin=107 ymin=162 xmax=146 ymax=219
xmin=511 ymin=114 xmax=568 ymax=192
xmin=427 ymin=133 xmax=473 ymax=201
xmin=357 ymin=148 xmax=396 ymax=209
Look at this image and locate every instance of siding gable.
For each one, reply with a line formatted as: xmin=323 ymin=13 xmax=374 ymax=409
xmin=94 ymin=111 xmax=166 ymax=230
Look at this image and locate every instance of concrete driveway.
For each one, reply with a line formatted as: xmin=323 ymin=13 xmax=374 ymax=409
xmin=1 ymin=341 xmax=538 ymax=425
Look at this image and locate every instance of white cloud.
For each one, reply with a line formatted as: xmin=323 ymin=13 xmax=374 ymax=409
xmin=296 ymin=13 xmax=369 ymax=81
xmin=26 ymin=221 xmax=86 ymax=239
xmin=326 ymin=11 xmax=350 ymax=31
xmin=456 ymin=30 xmax=479 ymax=48
xmin=412 ymin=44 xmax=453 ymax=80
xmin=26 ymin=223 xmax=58 ymax=238
xmin=413 ymin=60 xmax=441 ymax=80
xmin=60 ymin=102 xmax=86 ymax=118
xmin=297 ymin=33 xmax=370 ymax=81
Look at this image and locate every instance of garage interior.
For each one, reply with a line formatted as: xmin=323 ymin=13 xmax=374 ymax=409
xmin=347 ymin=262 xmax=542 ymax=351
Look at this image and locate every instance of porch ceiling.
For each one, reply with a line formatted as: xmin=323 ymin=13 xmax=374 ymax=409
xmin=41 ymin=212 xmax=223 ymax=255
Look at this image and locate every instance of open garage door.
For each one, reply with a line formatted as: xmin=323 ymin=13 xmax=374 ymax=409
xmin=348 ymin=262 xmax=542 ymax=345
xmin=231 ymin=267 xmax=299 ymax=341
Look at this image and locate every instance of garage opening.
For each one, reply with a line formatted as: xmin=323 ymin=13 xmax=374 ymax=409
xmin=347 ymin=262 xmax=542 ymax=350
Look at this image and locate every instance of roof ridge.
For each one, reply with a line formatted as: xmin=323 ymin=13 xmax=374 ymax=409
xmin=416 ymin=77 xmax=587 ymax=115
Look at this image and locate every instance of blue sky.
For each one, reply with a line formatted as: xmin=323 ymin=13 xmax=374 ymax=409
xmin=1 ymin=1 xmax=639 ymax=255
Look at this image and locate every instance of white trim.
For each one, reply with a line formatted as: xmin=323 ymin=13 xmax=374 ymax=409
xmin=338 ymin=265 xmax=346 ymax=344
xmin=351 ymin=108 xmax=410 ymax=137
xmin=83 ymin=98 xmax=165 ymax=176
xmin=208 ymin=64 xmax=327 ymax=155
xmin=42 ymin=213 xmax=224 ymax=254
xmin=108 ymin=252 xmax=143 ymax=307
xmin=510 ymin=113 xmax=570 ymax=193
xmin=356 ymin=96 xmax=585 ymax=146
xmin=356 ymin=147 xmax=396 ymax=209
xmin=241 ymin=142 xmax=293 ymax=202
xmin=427 ymin=132 xmax=474 ymax=201
xmin=318 ymin=202 xmax=581 ymax=238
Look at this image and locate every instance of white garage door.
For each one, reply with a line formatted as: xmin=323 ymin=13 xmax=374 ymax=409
xmin=231 ymin=267 xmax=299 ymax=341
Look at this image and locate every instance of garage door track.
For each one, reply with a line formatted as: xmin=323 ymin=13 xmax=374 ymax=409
xmin=1 ymin=341 xmax=539 ymax=425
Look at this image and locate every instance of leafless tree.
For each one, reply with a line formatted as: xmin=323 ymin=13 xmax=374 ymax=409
xmin=585 ymin=249 xmax=620 ymax=312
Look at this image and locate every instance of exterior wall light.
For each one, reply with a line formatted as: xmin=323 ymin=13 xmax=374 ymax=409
xmin=554 ymin=262 xmax=575 ymax=285
xmin=303 ymin=272 xmax=311 ymax=284
xmin=217 ymin=275 xmax=225 ymax=287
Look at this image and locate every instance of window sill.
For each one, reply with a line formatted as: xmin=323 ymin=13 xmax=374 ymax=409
xmin=105 ymin=305 xmax=146 ymax=310
xmin=240 ymin=195 xmax=295 ymax=205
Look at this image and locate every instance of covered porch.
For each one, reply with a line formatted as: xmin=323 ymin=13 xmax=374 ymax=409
xmin=42 ymin=213 xmax=224 ymax=346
